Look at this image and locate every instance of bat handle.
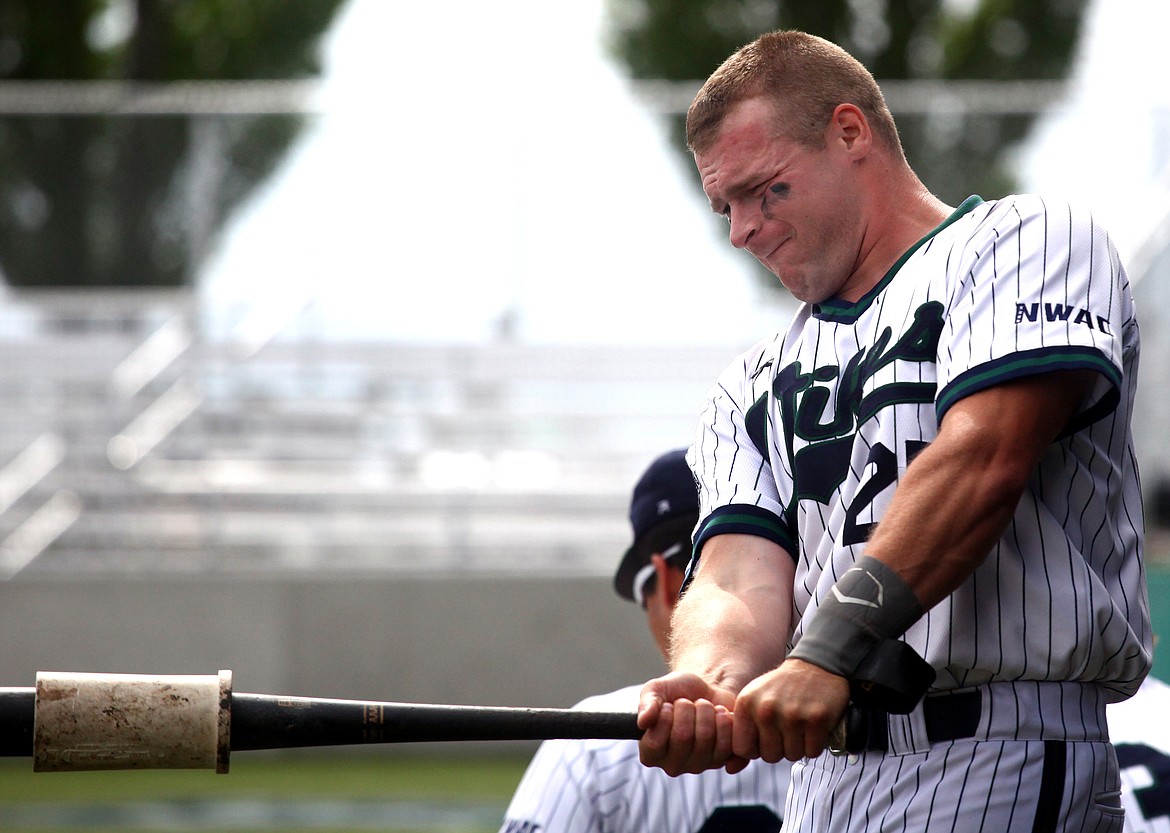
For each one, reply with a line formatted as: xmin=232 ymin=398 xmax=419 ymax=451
xmin=229 ymin=694 xmax=643 ymax=749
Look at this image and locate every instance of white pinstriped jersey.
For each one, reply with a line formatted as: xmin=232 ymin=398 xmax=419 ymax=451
xmin=499 ymin=685 xmax=789 ymax=833
xmin=1110 ymin=675 xmax=1170 ymax=832
xmin=688 ymin=194 xmax=1151 ymax=700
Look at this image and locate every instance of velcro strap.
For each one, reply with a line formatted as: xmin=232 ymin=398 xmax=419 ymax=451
xmin=850 ymin=639 xmax=936 ymax=714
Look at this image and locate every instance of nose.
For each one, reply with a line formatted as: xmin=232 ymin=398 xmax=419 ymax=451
xmin=728 ymin=206 xmax=759 ymax=250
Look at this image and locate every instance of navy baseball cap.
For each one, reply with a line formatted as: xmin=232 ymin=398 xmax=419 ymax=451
xmin=613 ymin=449 xmax=700 ymax=604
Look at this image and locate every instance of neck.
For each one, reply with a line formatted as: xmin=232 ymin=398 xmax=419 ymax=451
xmin=840 ymin=173 xmax=951 ymax=303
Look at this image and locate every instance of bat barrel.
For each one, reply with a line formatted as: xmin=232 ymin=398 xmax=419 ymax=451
xmin=230 ymin=693 xmax=642 ymax=750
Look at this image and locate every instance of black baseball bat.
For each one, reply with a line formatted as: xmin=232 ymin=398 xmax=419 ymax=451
xmin=0 ymin=686 xmax=642 ymax=758
xmin=230 ymin=693 xmax=642 ymax=749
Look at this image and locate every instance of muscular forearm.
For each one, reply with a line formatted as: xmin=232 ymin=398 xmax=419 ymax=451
xmin=669 ymin=534 xmax=793 ymax=694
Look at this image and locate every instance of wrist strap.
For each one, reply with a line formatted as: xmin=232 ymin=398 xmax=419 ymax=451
xmin=789 ymin=555 xmax=925 ymax=678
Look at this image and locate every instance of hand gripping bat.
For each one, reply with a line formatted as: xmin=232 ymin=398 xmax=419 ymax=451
xmin=0 ymin=671 xmax=642 ymax=773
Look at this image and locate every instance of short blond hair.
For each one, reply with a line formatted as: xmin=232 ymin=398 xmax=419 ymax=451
xmin=686 ymin=30 xmax=902 ymax=158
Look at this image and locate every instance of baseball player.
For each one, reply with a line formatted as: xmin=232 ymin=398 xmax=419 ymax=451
xmin=1111 ymin=673 xmax=1170 ymax=832
xmin=500 ymin=449 xmax=789 ymax=833
xmin=635 ymin=30 xmax=1152 ymax=833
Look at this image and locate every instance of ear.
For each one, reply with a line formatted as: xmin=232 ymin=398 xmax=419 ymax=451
xmin=650 ymin=552 xmax=686 ymax=610
xmin=648 ymin=553 xmax=671 ymax=607
xmin=829 ymin=103 xmax=871 ymax=158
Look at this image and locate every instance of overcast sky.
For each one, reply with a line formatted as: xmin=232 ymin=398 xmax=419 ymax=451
xmin=200 ymin=0 xmax=782 ymax=347
xmin=199 ymin=0 xmax=1168 ymax=346
xmin=1017 ymin=0 xmax=1170 ymax=271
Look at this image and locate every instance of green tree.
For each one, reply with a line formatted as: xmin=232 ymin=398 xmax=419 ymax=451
xmin=0 ymin=0 xmax=346 ymax=288
xmin=606 ymin=0 xmax=1088 ymax=204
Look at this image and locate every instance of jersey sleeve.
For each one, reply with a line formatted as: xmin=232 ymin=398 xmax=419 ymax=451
xmin=935 ymin=195 xmax=1129 ymax=426
xmin=688 ymin=339 xmax=795 ymax=562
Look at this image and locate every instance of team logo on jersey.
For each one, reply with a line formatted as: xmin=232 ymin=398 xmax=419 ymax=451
xmin=773 ymin=301 xmax=944 ymax=544
xmin=1015 ymin=302 xmax=1111 ymax=334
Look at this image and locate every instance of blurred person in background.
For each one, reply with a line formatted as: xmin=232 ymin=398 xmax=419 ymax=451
xmin=499 ymin=449 xmax=789 ymax=833
xmin=1109 ymin=651 xmax=1170 ymax=832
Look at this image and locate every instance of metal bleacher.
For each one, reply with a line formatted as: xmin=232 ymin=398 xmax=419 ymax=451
xmin=0 ymin=288 xmax=743 ymax=580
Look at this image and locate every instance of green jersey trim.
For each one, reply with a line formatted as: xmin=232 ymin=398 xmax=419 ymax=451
xmin=813 ymin=195 xmax=985 ymax=324
xmin=936 ymin=345 xmax=1122 ymax=436
xmin=692 ymin=504 xmax=795 ymax=560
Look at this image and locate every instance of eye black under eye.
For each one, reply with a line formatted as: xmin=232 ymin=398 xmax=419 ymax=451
xmin=769 ymin=183 xmax=789 ymax=197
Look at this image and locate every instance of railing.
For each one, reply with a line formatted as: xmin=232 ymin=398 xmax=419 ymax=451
xmin=0 ymin=290 xmax=742 ymax=578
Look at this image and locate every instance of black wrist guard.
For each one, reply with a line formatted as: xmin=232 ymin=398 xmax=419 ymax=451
xmin=789 ymin=555 xmax=925 ymax=679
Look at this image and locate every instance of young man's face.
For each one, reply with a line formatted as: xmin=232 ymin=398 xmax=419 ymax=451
xmin=695 ymin=97 xmax=866 ymax=304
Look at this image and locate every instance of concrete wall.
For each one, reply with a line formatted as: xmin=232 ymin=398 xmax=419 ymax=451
xmin=0 ymin=574 xmax=664 ymax=753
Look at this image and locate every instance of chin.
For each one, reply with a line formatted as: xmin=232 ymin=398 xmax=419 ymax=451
xmin=771 ymin=266 xmax=838 ymax=304
xmin=773 ymin=275 xmax=814 ymax=303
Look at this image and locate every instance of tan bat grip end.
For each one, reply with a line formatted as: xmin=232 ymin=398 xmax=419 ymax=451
xmin=33 ymin=670 xmax=232 ymax=773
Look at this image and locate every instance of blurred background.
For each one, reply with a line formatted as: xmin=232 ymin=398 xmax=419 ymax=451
xmin=0 ymin=0 xmax=1168 ymax=830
